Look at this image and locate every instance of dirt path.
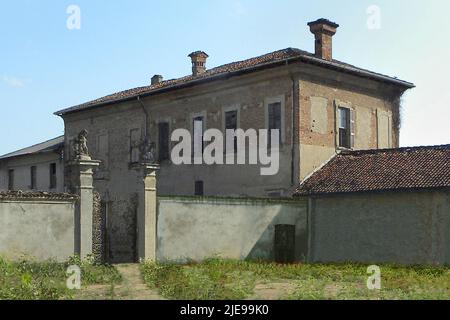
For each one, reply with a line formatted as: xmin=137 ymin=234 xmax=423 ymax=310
xmin=75 ymin=264 xmax=165 ymax=300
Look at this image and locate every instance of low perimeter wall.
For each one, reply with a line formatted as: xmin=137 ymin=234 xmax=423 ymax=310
xmin=309 ymin=190 xmax=450 ymax=265
xmin=157 ymin=196 xmax=308 ymax=263
xmin=0 ymin=192 xmax=78 ymax=262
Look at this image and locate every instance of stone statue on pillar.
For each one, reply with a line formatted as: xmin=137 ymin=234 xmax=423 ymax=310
xmin=67 ymin=129 xmax=101 ymax=260
xmin=72 ymin=129 xmax=91 ymax=160
xmin=139 ymin=136 xmax=157 ymax=164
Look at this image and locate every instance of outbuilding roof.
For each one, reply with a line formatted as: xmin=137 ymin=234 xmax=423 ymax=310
xmin=294 ymin=145 xmax=450 ymax=196
xmin=55 ymin=47 xmax=414 ymax=116
xmin=0 ymin=136 xmax=64 ymax=160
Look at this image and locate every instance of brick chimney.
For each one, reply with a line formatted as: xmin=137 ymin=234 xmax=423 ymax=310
xmin=308 ymin=19 xmax=339 ymax=61
xmin=151 ymin=74 xmax=163 ymax=85
xmin=188 ymin=51 xmax=209 ymax=76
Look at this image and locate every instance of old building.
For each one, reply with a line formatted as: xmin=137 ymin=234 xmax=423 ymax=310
xmin=0 ymin=136 xmax=64 ymax=193
xmin=294 ymin=145 xmax=450 ymax=265
xmin=51 ymin=18 xmax=414 ymax=262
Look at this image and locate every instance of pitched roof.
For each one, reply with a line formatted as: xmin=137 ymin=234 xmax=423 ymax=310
xmin=55 ymin=48 xmax=414 ymax=116
xmin=294 ymin=145 xmax=450 ymax=196
xmin=0 ymin=191 xmax=78 ymax=201
xmin=0 ymin=136 xmax=64 ymax=160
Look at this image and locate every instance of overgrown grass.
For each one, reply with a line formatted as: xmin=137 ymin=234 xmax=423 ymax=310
xmin=0 ymin=256 xmax=121 ymax=300
xmin=141 ymin=258 xmax=450 ymax=300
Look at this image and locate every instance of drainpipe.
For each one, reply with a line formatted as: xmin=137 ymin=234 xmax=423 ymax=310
xmin=286 ymin=60 xmax=296 ymax=187
xmin=137 ymin=96 xmax=149 ymax=137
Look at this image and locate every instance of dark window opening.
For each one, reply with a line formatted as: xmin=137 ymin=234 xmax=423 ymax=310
xmin=158 ymin=122 xmax=170 ymax=162
xmin=194 ymin=180 xmax=204 ymax=196
xmin=225 ymin=110 xmax=238 ymax=152
xmin=30 ymin=166 xmax=37 ymax=190
xmin=8 ymin=169 xmax=14 ymax=191
xmin=193 ymin=116 xmax=204 ymax=157
xmin=268 ymin=102 xmax=282 ymax=147
xmin=50 ymin=163 xmax=57 ymax=189
xmin=338 ymin=107 xmax=351 ymax=149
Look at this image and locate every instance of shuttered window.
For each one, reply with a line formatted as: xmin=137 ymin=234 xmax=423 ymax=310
xmin=158 ymin=122 xmax=170 ymax=161
xmin=193 ymin=116 xmax=204 ymax=157
xmin=8 ymin=169 xmax=14 ymax=191
xmin=30 ymin=166 xmax=37 ymax=190
xmin=268 ymin=102 xmax=282 ymax=147
xmin=337 ymin=106 xmax=355 ymax=149
xmin=49 ymin=163 xmax=57 ymax=189
xmin=225 ymin=110 xmax=238 ymax=152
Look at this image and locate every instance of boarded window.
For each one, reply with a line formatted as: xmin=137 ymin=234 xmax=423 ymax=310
xmin=49 ymin=163 xmax=57 ymax=189
xmin=268 ymin=102 xmax=282 ymax=146
xmin=30 ymin=166 xmax=37 ymax=190
xmin=225 ymin=110 xmax=238 ymax=152
xmin=130 ymin=128 xmax=141 ymax=163
xmin=8 ymin=169 xmax=14 ymax=191
xmin=97 ymin=134 xmax=109 ymax=169
xmin=377 ymin=110 xmax=392 ymax=149
xmin=194 ymin=180 xmax=204 ymax=196
xmin=158 ymin=122 xmax=170 ymax=161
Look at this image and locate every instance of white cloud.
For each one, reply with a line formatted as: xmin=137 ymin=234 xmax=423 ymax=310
xmin=2 ymin=75 xmax=26 ymax=87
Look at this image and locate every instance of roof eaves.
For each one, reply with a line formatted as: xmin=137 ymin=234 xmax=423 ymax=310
xmin=54 ymin=52 xmax=415 ymax=116
xmin=295 ymin=186 xmax=450 ymax=197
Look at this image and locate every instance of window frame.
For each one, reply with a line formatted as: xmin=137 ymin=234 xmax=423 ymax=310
xmin=129 ymin=128 xmax=142 ymax=164
xmin=222 ymin=105 xmax=240 ymax=154
xmin=49 ymin=163 xmax=57 ymax=190
xmin=30 ymin=166 xmax=37 ymax=190
xmin=191 ymin=111 xmax=207 ymax=162
xmin=264 ymin=96 xmax=286 ymax=147
xmin=158 ymin=121 xmax=171 ymax=162
xmin=8 ymin=169 xmax=14 ymax=191
xmin=335 ymin=101 xmax=355 ymax=150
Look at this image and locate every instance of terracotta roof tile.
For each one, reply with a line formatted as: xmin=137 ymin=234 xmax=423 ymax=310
xmin=294 ymin=145 xmax=450 ymax=196
xmin=55 ymin=48 xmax=414 ymax=116
xmin=0 ymin=191 xmax=79 ymax=201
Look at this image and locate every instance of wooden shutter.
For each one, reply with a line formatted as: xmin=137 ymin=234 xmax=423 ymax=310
xmin=350 ymin=109 xmax=355 ymax=149
xmin=334 ymin=102 xmax=340 ymax=148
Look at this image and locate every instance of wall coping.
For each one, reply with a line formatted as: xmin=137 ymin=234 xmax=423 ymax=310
xmin=0 ymin=191 xmax=79 ymax=202
xmin=158 ymin=195 xmax=307 ymax=206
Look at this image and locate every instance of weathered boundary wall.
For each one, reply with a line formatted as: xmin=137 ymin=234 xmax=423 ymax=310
xmin=309 ymin=190 xmax=450 ymax=265
xmin=0 ymin=192 xmax=78 ymax=262
xmin=157 ymin=196 xmax=308 ymax=263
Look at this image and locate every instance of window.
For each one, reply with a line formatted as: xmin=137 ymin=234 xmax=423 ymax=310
xmin=8 ymin=169 xmax=14 ymax=191
xmin=225 ymin=110 xmax=238 ymax=152
xmin=49 ymin=163 xmax=57 ymax=189
xmin=97 ymin=134 xmax=109 ymax=169
xmin=338 ymin=107 xmax=351 ymax=149
xmin=193 ymin=116 xmax=204 ymax=157
xmin=30 ymin=166 xmax=37 ymax=190
xmin=158 ymin=122 xmax=170 ymax=161
xmin=130 ymin=128 xmax=141 ymax=164
xmin=194 ymin=180 xmax=204 ymax=196
xmin=268 ymin=102 xmax=282 ymax=147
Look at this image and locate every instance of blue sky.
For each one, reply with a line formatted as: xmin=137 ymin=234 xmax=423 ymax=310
xmin=1 ymin=0 xmax=449 ymax=155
